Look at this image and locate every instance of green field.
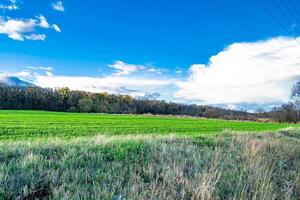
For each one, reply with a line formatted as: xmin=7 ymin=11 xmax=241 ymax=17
xmin=0 ymin=110 xmax=299 ymax=140
xmin=1 ymin=110 xmax=300 ymax=199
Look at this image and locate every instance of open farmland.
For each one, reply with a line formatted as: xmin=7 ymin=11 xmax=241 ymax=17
xmin=0 ymin=110 xmax=299 ymax=140
xmin=0 ymin=110 xmax=300 ymax=199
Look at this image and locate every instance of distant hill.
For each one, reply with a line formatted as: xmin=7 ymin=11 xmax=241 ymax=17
xmin=0 ymin=76 xmax=34 ymax=87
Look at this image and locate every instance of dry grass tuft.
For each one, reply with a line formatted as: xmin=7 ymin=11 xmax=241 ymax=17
xmin=0 ymin=130 xmax=299 ymax=199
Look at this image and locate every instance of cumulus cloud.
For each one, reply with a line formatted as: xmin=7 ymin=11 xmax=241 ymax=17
xmin=109 ymin=61 xmax=146 ymax=75
xmin=0 ymin=15 xmax=60 ymax=41
xmin=108 ymin=61 xmax=166 ymax=76
xmin=52 ymin=1 xmax=64 ymax=12
xmin=176 ymin=37 xmax=300 ymax=105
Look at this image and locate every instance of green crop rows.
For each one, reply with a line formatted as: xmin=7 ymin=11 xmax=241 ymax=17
xmin=1 ymin=110 xmax=300 ymax=199
xmin=0 ymin=110 xmax=298 ymax=140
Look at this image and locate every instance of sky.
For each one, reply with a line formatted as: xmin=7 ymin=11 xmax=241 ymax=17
xmin=1 ymin=0 xmax=300 ymax=111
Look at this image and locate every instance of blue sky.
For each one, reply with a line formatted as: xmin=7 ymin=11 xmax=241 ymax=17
xmin=1 ymin=0 xmax=300 ymax=110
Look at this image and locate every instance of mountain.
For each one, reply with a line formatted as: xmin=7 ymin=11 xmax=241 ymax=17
xmin=0 ymin=76 xmax=34 ymax=87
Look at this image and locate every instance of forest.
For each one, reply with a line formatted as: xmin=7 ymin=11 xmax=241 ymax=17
xmin=1 ymin=82 xmax=300 ymax=123
xmin=0 ymin=83 xmax=257 ymax=120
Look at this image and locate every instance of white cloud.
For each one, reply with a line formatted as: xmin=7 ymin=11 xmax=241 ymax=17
xmin=33 ymin=75 xmax=175 ymax=97
xmin=147 ymin=68 xmax=163 ymax=74
xmin=26 ymin=66 xmax=53 ymax=71
xmin=0 ymin=4 xmax=18 ymax=10
xmin=0 ymin=66 xmax=54 ymax=82
xmin=52 ymin=24 xmax=61 ymax=32
xmin=52 ymin=1 xmax=64 ymax=12
xmin=108 ymin=61 xmax=166 ymax=76
xmin=3 ymin=36 xmax=300 ymax=109
xmin=0 ymin=15 xmax=60 ymax=41
xmin=25 ymin=33 xmax=46 ymax=41
xmin=38 ymin=15 xmax=50 ymax=28
xmin=0 ymin=61 xmax=175 ymax=99
xmin=175 ymin=70 xmax=183 ymax=74
xmin=176 ymin=36 xmax=300 ymax=105
xmin=0 ymin=17 xmax=36 ymax=40
xmin=25 ymin=66 xmax=53 ymax=77
xmin=0 ymin=0 xmax=18 ymax=11
xmin=109 ymin=61 xmax=146 ymax=75
xmin=0 ymin=70 xmax=32 ymax=79
xmin=45 ymin=71 xmax=53 ymax=76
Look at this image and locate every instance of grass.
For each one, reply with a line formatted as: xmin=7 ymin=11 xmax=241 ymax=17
xmin=0 ymin=110 xmax=299 ymax=140
xmin=0 ymin=110 xmax=300 ymax=199
xmin=0 ymin=131 xmax=300 ymax=199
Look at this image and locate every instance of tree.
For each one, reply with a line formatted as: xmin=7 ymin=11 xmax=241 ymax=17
xmin=57 ymin=87 xmax=71 ymax=111
xmin=281 ymin=103 xmax=298 ymax=123
xmin=291 ymin=81 xmax=300 ymax=121
xmin=78 ymin=98 xmax=94 ymax=112
xmin=203 ymin=108 xmax=219 ymax=119
xmin=0 ymin=84 xmax=256 ymax=120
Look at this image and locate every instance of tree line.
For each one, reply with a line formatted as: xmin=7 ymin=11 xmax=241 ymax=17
xmin=264 ymin=81 xmax=300 ymax=123
xmin=2 ymin=82 xmax=300 ymax=123
xmin=0 ymin=83 xmax=254 ymax=120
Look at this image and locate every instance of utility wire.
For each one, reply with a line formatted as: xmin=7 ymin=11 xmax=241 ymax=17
xmin=209 ymin=0 xmax=254 ymax=43
xmin=282 ymin=0 xmax=300 ymax=25
xmin=257 ymin=0 xmax=300 ymax=47
xmin=230 ymin=0 xmax=261 ymax=26
xmin=270 ymin=0 xmax=300 ymax=34
xmin=257 ymin=0 xmax=291 ymax=34
xmin=286 ymin=0 xmax=300 ymax=19
xmin=210 ymin=0 xmax=300 ymax=48
xmin=210 ymin=0 xmax=262 ymax=32
xmin=257 ymin=0 xmax=298 ymax=36
xmin=214 ymin=0 xmax=300 ymax=65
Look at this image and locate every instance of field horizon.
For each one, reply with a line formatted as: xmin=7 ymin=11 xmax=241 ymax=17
xmin=0 ymin=110 xmax=299 ymax=140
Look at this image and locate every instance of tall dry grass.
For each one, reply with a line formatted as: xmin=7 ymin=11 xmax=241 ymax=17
xmin=0 ymin=129 xmax=299 ymax=199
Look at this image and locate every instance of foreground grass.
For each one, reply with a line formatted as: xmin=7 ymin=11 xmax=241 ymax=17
xmin=1 ymin=110 xmax=299 ymax=140
xmin=1 ymin=129 xmax=299 ymax=199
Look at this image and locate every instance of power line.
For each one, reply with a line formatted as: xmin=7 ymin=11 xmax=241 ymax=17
xmin=210 ymin=0 xmax=300 ymax=48
xmin=213 ymin=0 xmax=300 ymax=66
xmin=286 ymin=0 xmax=300 ymax=19
xmin=229 ymin=0 xmax=299 ymax=42
xmin=210 ymin=0 xmax=249 ymax=31
xmin=282 ymin=0 xmax=300 ymax=25
xmin=257 ymin=0 xmax=300 ymax=47
xmin=208 ymin=0 xmax=259 ymax=46
xmin=230 ymin=0 xmax=258 ymax=25
xmin=257 ymin=0 xmax=297 ymax=36
xmin=270 ymin=0 xmax=300 ymax=34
